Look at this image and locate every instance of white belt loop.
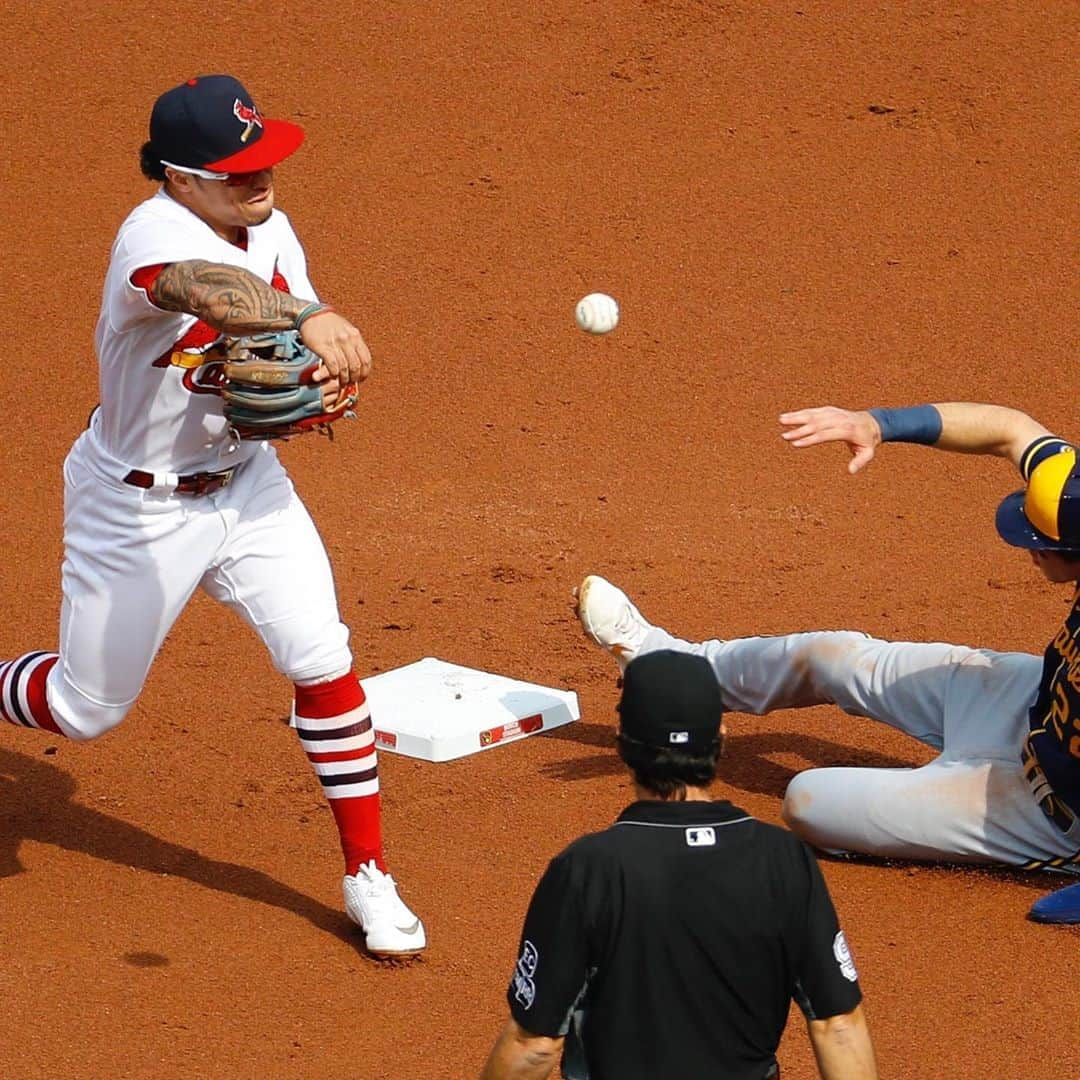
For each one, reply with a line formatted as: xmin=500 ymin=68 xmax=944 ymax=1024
xmin=149 ymin=472 xmax=180 ymax=496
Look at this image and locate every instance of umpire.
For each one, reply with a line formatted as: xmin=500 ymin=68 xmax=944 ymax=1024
xmin=481 ymin=651 xmax=878 ymax=1080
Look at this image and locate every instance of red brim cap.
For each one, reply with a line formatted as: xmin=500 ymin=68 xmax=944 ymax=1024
xmin=205 ymin=118 xmax=305 ymax=172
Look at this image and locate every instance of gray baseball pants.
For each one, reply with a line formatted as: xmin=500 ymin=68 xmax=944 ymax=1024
xmin=641 ymin=627 xmax=1080 ymax=871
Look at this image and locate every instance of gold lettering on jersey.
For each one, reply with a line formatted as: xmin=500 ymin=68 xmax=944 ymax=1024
xmin=168 ymin=350 xmax=207 ymax=370
xmin=1053 ymin=624 xmax=1079 ymax=665
xmin=1045 ymin=619 xmax=1080 ymax=761
xmin=1049 ymin=685 xmax=1069 ymax=739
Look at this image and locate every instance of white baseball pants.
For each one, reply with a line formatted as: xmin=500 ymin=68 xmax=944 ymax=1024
xmin=46 ymin=430 xmax=352 ymax=739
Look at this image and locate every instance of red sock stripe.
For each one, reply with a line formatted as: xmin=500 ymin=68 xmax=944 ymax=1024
xmin=0 ymin=653 xmax=63 ymax=733
xmin=293 ymin=672 xmax=365 ymax=719
xmin=1 ymin=653 xmax=43 ymax=726
xmin=307 ymin=748 xmax=373 ymax=764
xmin=26 ymin=656 xmax=63 ymax=734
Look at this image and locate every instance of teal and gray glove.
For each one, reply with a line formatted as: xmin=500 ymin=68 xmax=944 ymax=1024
xmin=219 ymin=330 xmax=358 ymax=441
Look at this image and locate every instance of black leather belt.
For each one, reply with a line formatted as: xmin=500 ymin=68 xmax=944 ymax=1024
xmin=123 ymin=467 xmax=237 ymax=496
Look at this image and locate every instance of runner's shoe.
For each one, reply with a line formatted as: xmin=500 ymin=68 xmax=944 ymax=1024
xmin=1029 ymin=881 xmax=1080 ymax=925
xmin=574 ymin=575 xmax=653 ymax=673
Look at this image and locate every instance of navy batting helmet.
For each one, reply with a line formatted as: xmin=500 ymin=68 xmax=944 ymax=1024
xmin=996 ymin=446 xmax=1080 ymax=550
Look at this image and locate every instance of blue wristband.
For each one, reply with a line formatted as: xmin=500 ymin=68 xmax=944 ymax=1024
xmin=869 ymin=405 xmax=943 ymax=445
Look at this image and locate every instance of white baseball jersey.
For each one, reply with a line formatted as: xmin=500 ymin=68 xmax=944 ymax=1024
xmin=92 ymin=189 xmax=317 ymax=473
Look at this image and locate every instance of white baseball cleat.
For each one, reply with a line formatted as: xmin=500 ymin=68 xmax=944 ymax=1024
xmin=343 ymin=861 xmax=427 ymax=958
xmin=574 ymin=574 xmax=653 ymax=672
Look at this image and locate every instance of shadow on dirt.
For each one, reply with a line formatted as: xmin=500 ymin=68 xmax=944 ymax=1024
xmin=809 ymin=851 xmax=1073 ymax=896
xmin=538 ymin=727 xmax=1071 ymax=895
xmin=0 ymin=746 xmax=355 ymax=944
xmin=541 ymin=722 xmax=918 ymax=798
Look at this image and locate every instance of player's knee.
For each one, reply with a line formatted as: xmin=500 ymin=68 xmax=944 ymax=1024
xmin=46 ymin=678 xmax=130 ymax=741
xmin=781 ymin=773 xmax=820 ymax=838
xmin=280 ymin=639 xmax=353 ymax=685
xmin=782 ymin=773 xmax=855 ymax=856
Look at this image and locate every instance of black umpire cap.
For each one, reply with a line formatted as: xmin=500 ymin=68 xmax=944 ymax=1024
xmin=617 ymin=651 xmax=724 ymax=751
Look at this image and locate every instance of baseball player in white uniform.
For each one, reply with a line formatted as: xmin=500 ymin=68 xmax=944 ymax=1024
xmin=575 ymin=403 xmax=1080 ymax=906
xmin=0 ymin=74 xmax=425 ymax=956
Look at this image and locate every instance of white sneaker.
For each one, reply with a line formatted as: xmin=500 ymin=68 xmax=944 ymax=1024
xmin=574 ymin=575 xmax=652 ymax=672
xmin=343 ymin=861 xmax=427 ymax=958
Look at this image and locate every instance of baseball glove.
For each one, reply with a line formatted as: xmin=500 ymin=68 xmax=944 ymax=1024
xmin=218 ymin=330 xmax=359 ymax=441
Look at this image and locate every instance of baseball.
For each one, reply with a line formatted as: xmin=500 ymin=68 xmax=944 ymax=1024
xmin=575 ymin=292 xmax=620 ymax=335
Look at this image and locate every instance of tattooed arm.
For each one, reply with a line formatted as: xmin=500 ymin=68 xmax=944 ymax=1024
xmin=151 ymin=259 xmax=306 ymax=334
xmin=151 ymin=260 xmax=372 ymax=386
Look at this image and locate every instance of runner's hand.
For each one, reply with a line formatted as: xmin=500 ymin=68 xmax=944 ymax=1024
xmin=780 ymin=406 xmax=881 ymax=474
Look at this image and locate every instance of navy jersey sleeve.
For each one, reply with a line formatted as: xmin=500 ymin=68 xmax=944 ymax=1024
xmin=506 ymin=850 xmax=591 ymax=1038
xmin=1019 ymin=437 xmax=1074 ymax=480
xmin=791 ymin=845 xmax=863 ymax=1021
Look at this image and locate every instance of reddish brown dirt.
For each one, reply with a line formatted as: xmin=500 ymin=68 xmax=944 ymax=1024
xmin=1 ymin=3 xmax=1077 ymax=1077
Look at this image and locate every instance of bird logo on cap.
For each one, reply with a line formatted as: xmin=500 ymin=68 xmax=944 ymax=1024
xmin=232 ymin=99 xmax=264 ymax=144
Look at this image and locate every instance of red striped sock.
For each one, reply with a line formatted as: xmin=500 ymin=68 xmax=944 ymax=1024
xmin=0 ymin=653 xmax=64 ymax=734
xmin=293 ymin=672 xmax=384 ymax=875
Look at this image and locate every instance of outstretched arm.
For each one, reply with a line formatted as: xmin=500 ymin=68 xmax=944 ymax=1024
xmin=806 ymin=1004 xmax=879 ymax=1079
xmin=780 ymin=403 xmax=1051 ymax=474
xmin=151 ymin=259 xmax=372 ymax=387
xmin=151 ymin=258 xmax=307 ymax=333
xmin=930 ymin=403 xmax=1051 ymax=462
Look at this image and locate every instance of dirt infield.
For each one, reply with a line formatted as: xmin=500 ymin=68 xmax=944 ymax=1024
xmin=1 ymin=2 xmax=1077 ymax=1077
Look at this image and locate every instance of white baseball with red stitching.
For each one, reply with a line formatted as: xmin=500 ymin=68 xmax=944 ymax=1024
xmin=575 ymin=292 xmax=620 ymax=335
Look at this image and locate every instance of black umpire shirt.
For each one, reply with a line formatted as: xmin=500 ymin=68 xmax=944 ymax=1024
xmin=506 ymin=799 xmax=862 ymax=1080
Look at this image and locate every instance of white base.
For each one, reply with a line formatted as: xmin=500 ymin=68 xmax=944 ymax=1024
xmin=360 ymin=657 xmax=579 ymax=762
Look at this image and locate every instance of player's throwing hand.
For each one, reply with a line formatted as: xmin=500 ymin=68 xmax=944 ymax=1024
xmin=780 ymin=406 xmax=882 ymax=474
xmin=301 ymin=309 xmax=373 ymax=388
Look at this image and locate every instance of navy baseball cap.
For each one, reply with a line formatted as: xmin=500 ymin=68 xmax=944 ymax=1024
xmin=996 ymin=446 xmax=1080 ymax=550
xmin=149 ymin=75 xmax=304 ymax=173
xmin=617 ymin=651 xmax=724 ymax=752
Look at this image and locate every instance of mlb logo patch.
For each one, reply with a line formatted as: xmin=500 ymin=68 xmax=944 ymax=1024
xmin=686 ymin=826 xmax=716 ymax=847
xmin=669 ymin=731 xmax=690 ymax=744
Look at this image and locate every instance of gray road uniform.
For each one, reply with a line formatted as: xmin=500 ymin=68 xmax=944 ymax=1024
xmin=642 ymin=622 xmax=1080 ymax=872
